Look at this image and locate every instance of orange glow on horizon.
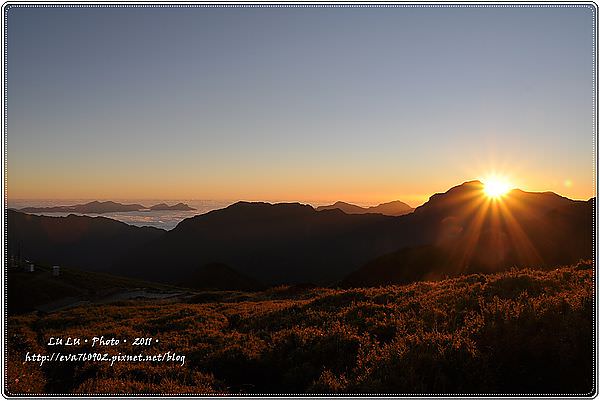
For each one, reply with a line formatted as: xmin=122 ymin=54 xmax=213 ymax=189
xmin=6 ymin=171 xmax=593 ymax=207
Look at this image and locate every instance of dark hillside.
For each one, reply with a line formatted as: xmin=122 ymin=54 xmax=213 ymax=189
xmin=343 ymin=186 xmax=593 ymax=286
xmin=7 ymin=210 xmax=165 ymax=271
xmin=113 ymin=202 xmax=410 ymax=284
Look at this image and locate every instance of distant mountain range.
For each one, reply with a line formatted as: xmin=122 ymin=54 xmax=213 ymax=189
xmin=7 ymin=181 xmax=594 ymax=288
xmin=149 ymin=202 xmax=196 ymax=211
xmin=19 ymin=200 xmax=196 ymax=214
xmin=316 ymin=200 xmax=414 ymax=216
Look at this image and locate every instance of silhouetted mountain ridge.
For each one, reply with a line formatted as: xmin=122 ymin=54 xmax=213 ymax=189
xmin=317 ymin=200 xmax=414 ymax=216
xmin=7 ymin=211 xmax=165 ymax=271
xmin=149 ymin=203 xmax=196 ymax=211
xmin=343 ymin=181 xmax=593 ymax=286
xmin=121 ymin=201 xmax=399 ymax=284
xmin=8 ymin=181 xmax=593 ymax=287
xmin=20 ymin=201 xmax=196 ymax=214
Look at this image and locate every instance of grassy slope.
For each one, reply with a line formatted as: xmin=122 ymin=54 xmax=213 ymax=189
xmin=6 ymin=261 xmax=594 ymax=395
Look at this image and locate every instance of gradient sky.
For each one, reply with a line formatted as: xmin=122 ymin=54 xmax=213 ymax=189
xmin=6 ymin=5 xmax=596 ymax=206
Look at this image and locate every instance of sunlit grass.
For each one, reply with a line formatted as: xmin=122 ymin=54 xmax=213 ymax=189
xmin=6 ymin=261 xmax=593 ymax=395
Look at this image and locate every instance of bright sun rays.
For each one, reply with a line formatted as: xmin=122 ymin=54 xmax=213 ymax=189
xmin=483 ymin=176 xmax=512 ymax=199
xmin=447 ymin=173 xmax=543 ymax=275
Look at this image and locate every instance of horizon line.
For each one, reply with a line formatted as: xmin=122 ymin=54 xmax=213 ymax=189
xmin=5 ymin=181 xmax=597 ymax=208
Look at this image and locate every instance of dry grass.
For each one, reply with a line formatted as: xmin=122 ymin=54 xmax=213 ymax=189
xmin=5 ymin=261 xmax=594 ymax=395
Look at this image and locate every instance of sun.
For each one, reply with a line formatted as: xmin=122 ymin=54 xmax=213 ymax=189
xmin=483 ymin=176 xmax=511 ymax=199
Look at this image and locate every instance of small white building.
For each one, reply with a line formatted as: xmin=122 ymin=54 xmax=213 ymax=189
xmin=52 ymin=265 xmax=60 ymax=277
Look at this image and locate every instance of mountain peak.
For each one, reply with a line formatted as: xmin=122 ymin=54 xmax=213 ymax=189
xmin=317 ymin=200 xmax=414 ymax=216
xmin=463 ymin=179 xmax=484 ymax=186
xmin=333 ymin=201 xmax=355 ymax=207
xmin=413 ymin=179 xmax=579 ymax=222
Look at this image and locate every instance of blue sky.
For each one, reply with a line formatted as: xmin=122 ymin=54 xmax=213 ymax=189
xmin=6 ymin=5 xmax=596 ymax=205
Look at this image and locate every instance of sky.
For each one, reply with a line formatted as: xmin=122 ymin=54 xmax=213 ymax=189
xmin=5 ymin=5 xmax=596 ymax=206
